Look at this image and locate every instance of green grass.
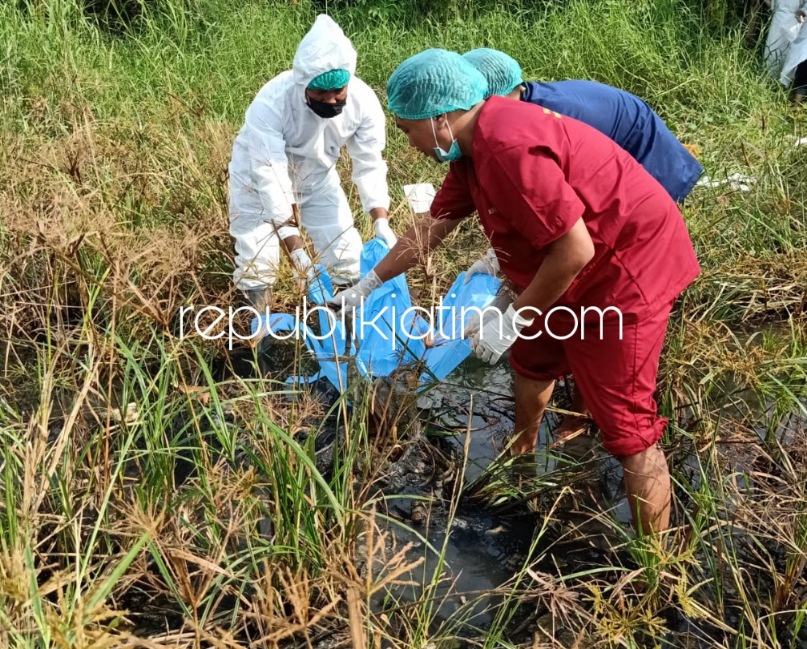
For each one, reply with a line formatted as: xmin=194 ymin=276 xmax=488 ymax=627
xmin=1 ymin=0 xmax=806 ymax=646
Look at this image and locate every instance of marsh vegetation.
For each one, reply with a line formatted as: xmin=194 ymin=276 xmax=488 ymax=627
xmin=1 ymin=0 xmax=806 ymax=646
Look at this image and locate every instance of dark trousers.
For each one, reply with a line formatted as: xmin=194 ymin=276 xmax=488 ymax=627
xmin=794 ymin=60 xmax=807 ymax=93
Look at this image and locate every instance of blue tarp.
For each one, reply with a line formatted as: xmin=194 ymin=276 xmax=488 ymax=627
xmin=251 ymin=239 xmax=501 ymax=391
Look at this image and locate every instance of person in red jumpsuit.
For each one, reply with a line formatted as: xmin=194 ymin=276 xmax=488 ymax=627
xmin=327 ymin=49 xmax=700 ymax=535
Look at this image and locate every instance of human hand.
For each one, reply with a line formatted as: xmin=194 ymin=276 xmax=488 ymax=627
xmin=324 ymin=270 xmax=383 ymax=318
xmin=465 ymin=304 xmax=534 ymax=364
xmin=463 ymin=248 xmax=500 ymax=284
xmin=373 ymin=217 xmax=398 ymax=248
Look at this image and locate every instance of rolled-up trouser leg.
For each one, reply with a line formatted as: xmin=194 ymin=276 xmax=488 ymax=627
xmin=229 ymin=183 xmax=281 ymax=291
xmin=298 ymin=172 xmax=362 ymax=286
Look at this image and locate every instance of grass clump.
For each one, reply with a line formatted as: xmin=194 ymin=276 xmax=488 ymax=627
xmin=0 ymin=0 xmax=805 ymax=646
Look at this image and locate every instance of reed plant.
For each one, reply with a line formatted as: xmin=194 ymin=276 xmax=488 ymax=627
xmin=1 ymin=0 xmax=805 ymax=645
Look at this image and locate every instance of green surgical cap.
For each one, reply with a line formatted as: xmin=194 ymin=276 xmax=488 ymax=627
xmin=463 ymin=48 xmax=523 ymax=98
xmin=387 ymin=49 xmax=488 ymax=120
xmin=308 ymin=68 xmax=351 ymax=90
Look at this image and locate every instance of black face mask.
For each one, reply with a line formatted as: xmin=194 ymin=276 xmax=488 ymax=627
xmin=306 ymin=96 xmax=346 ymax=119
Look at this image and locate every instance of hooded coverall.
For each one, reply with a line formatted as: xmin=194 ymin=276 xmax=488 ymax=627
xmin=765 ymin=0 xmax=807 ymax=88
xmin=228 ymin=15 xmax=390 ymax=289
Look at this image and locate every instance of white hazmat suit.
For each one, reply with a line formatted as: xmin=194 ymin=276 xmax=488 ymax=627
xmin=765 ymin=0 xmax=807 ymax=87
xmin=228 ymin=15 xmax=390 ymax=290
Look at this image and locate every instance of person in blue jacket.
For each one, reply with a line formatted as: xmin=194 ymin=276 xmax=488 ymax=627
xmin=463 ymin=48 xmax=703 ymax=204
xmin=462 ymin=47 xmax=703 ymax=445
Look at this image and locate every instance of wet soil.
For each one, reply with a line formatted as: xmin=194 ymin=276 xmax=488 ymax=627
xmin=122 ymin=340 xmax=807 ymax=646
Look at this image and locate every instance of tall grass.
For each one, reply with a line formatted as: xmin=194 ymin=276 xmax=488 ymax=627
xmin=1 ymin=0 xmax=806 ymax=646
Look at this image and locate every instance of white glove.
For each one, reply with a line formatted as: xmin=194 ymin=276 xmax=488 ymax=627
xmin=290 ymin=248 xmax=316 ymax=284
xmin=463 ymin=248 xmax=500 ymax=284
xmin=373 ymin=218 xmax=398 ymax=248
xmin=466 ymin=304 xmax=534 ymax=365
xmin=325 ymin=270 xmax=383 ymax=318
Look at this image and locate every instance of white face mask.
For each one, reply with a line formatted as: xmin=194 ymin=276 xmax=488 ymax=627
xmin=431 ymin=117 xmax=462 ymax=163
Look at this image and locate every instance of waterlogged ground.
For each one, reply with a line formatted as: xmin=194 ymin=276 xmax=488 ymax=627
xmin=210 ymin=345 xmax=651 ymax=640
xmin=3 ymin=0 xmax=807 ymax=644
xmin=383 ymin=363 xmax=807 ymax=647
xmin=376 ymin=360 xmax=636 ymax=635
xmin=18 ymin=327 xmax=805 ymax=647
xmin=221 ymin=339 xmax=807 ymax=647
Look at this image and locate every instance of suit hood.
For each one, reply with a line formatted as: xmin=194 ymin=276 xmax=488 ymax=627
xmin=292 ymin=15 xmax=357 ymax=88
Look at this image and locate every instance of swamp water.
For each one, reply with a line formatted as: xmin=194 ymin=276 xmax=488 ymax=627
xmin=114 ymin=341 xmax=806 ymax=646
xmin=202 ymin=345 xmax=634 ymax=639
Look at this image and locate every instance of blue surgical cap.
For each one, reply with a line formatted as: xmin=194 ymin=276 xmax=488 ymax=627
xmin=308 ymin=69 xmax=351 ymax=90
xmin=387 ymin=49 xmax=488 ymax=120
xmin=463 ymin=48 xmax=523 ymax=98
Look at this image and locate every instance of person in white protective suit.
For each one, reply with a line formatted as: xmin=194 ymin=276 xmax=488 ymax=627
xmin=228 ymin=14 xmax=395 ymax=310
xmin=764 ymin=0 xmax=807 ymax=103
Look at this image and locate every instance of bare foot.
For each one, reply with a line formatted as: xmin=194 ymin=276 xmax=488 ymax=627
xmin=509 ymin=438 xmax=538 ymax=455
xmin=508 ymin=450 xmax=537 ymax=490
xmin=550 ymin=415 xmax=590 ymax=449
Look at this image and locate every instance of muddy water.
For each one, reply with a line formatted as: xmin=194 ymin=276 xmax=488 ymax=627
xmin=371 ymin=357 xmax=631 ymax=633
xmin=49 ymin=335 xmax=807 ymax=644
xmin=219 ymin=344 xmax=807 ymax=644
xmin=214 ymin=344 xmax=630 ymax=633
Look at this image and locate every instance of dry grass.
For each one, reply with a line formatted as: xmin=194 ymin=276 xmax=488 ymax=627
xmin=1 ymin=104 xmax=805 ymax=648
xmin=1 ymin=0 xmax=806 ymax=646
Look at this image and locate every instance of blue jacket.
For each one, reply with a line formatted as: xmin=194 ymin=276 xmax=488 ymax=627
xmin=521 ymin=80 xmax=702 ymax=202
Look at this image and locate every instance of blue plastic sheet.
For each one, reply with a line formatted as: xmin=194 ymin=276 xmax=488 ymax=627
xmin=419 ymin=270 xmax=501 ymax=386
xmin=251 ymin=239 xmax=501 ymax=391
